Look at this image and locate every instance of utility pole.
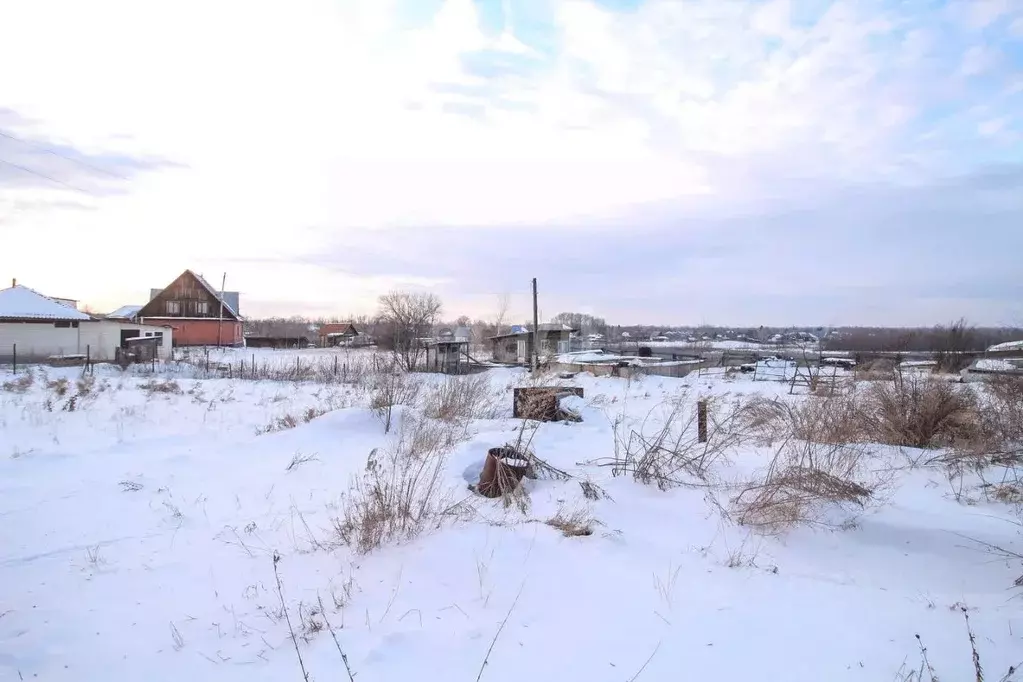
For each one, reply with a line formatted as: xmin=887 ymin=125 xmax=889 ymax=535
xmin=216 ymin=273 xmax=226 ymax=348
xmin=531 ymin=277 xmax=539 ymax=372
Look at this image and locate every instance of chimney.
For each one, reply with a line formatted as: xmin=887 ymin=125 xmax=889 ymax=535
xmin=11 ymin=278 xmax=15 ymax=287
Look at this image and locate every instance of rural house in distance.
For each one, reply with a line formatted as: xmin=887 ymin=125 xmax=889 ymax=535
xmin=134 ymin=270 xmax=243 ymax=347
xmin=490 ymin=323 xmax=576 ymax=364
xmin=318 ymin=322 xmax=362 ymax=347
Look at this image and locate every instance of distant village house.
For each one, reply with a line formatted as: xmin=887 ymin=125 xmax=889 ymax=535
xmin=319 ymin=322 xmax=363 ymax=347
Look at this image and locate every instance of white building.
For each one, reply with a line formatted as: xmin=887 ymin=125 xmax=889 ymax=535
xmin=0 ymin=283 xmax=172 ymax=364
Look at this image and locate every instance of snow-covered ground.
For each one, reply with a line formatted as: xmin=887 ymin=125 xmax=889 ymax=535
xmin=2 ymin=361 xmax=1021 ymax=682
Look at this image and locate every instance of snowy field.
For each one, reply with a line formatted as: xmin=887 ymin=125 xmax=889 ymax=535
xmin=2 ymin=357 xmax=1021 ymax=682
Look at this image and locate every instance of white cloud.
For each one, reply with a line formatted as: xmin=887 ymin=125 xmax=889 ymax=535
xmin=959 ymin=45 xmax=999 ymax=77
xmin=0 ymin=0 xmax=1019 ymax=322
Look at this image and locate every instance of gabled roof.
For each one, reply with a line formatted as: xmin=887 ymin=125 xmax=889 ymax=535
xmin=142 ymin=269 xmax=242 ymax=320
xmin=188 ymin=270 xmax=241 ymax=319
xmin=319 ymin=322 xmax=359 ymax=336
xmin=0 ymin=285 xmax=92 ymax=321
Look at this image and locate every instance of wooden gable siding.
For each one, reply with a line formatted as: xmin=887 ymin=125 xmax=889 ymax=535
xmin=137 ymin=271 xmax=239 ymax=320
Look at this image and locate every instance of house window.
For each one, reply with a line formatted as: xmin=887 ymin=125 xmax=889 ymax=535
xmin=197 ymin=301 xmax=209 ymax=315
xmin=153 ymin=332 xmax=164 ymax=343
xmin=145 ymin=332 xmax=154 ymax=337
xmin=505 ymin=342 xmax=517 ymax=354
xmin=166 ymin=301 xmax=181 ymax=315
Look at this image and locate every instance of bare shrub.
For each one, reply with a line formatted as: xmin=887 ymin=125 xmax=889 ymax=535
xmin=140 ymin=379 xmax=183 ymax=396
xmin=2 ymin=372 xmax=34 ymax=393
xmin=545 ymin=507 xmax=596 ymax=537
xmin=732 ymin=437 xmax=876 ymax=533
xmin=286 ymin=452 xmax=319 ymax=471
xmin=422 ymin=374 xmax=502 ymax=422
xmin=370 ymin=368 xmax=423 ymax=434
xmin=730 ymin=394 xmax=884 ymax=533
xmin=932 ymin=317 xmax=975 ymax=373
xmin=602 ymin=394 xmax=755 ymax=490
xmin=259 ymin=413 xmax=299 ymax=434
xmin=76 ymin=375 xmax=96 ymax=395
xmin=974 ymin=375 xmax=1023 ymax=457
xmin=579 ymin=480 xmax=612 ymax=501
xmin=782 ymin=394 xmax=865 ymax=445
xmin=860 ymin=374 xmax=979 ymax=449
xmin=332 ymin=415 xmax=471 ymax=553
xmin=47 ymin=377 xmax=70 ymax=397
xmin=856 ymin=357 xmax=897 ymax=381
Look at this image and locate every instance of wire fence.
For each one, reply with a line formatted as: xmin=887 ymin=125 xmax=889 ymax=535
xmin=0 ymin=343 xmax=95 ymax=374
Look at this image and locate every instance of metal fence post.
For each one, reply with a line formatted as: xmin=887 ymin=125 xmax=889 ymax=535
xmin=12 ymin=343 xmax=16 ymax=374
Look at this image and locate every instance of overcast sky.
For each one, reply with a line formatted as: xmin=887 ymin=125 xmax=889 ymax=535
xmin=1 ymin=0 xmax=1021 ymax=326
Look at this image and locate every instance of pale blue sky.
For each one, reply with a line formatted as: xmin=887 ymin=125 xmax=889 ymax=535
xmin=0 ymin=0 xmax=1020 ymax=325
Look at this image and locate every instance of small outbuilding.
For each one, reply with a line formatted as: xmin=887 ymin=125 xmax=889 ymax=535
xmin=489 ymin=324 xmax=576 ymax=365
xmin=425 ymin=327 xmax=475 ymax=374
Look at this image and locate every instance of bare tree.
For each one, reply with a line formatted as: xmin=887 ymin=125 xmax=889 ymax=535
xmin=377 ymin=291 xmax=443 ymax=371
xmin=493 ymin=293 xmax=510 ymax=336
xmin=933 ymin=317 xmax=975 ymax=372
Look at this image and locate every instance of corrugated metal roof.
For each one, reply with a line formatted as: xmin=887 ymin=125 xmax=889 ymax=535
xmin=106 ymin=305 xmax=143 ymax=320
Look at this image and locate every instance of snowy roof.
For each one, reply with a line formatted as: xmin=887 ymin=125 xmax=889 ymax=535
xmin=0 ymin=285 xmax=92 ymax=321
xmin=988 ymin=340 xmax=1023 ymax=353
xmin=106 ymin=305 xmax=143 ymax=320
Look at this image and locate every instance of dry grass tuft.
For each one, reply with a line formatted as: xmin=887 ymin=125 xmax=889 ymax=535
xmin=579 ymin=480 xmax=612 ymax=501
xmin=855 ymin=358 xmax=897 ymax=382
xmin=860 ymin=374 xmax=978 ymax=449
xmin=2 ymin=372 xmax=35 ymax=393
xmin=141 ymin=378 xmax=183 ymax=395
xmin=76 ymin=375 xmax=96 ymax=395
xmin=989 ymin=483 xmax=1023 ymax=505
xmin=731 ymin=397 xmax=881 ymax=534
xmin=332 ymin=414 xmax=473 ymax=554
xmin=370 ymin=369 xmax=423 ymax=433
xmin=545 ymin=507 xmax=596 ymax=537
xmin=47 ymin=377 xmax=70 ymax=397
xmin=260 ymin=413 xmax=299 ymax=434
xmin=422 ymin=374 xmax=502 ymax=422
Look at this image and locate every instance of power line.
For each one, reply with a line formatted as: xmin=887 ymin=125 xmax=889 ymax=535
xmin=0 ymin=129 xmax=125 ymax=180
xmin=0 ymin=157 xmax=89 ymax=193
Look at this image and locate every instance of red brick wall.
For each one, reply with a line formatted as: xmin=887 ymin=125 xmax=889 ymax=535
xmin=148 ymin=319 xmax=243 ymax=346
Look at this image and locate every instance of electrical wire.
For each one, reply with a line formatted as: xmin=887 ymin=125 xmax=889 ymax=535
xmin=0 ymin=157 xmax=89 ymax=193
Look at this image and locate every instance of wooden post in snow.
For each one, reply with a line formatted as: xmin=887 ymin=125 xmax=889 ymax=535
xmin=697 ymin=400 xmax=708 ymax=443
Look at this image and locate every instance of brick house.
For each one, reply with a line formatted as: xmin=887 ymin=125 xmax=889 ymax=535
xmin=136 ymin=270 xmax=243 ymax=347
